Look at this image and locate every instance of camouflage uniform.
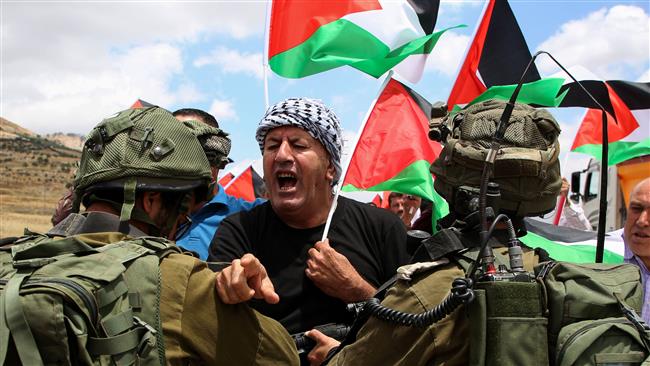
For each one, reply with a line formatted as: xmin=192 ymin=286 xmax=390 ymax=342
xmin=47 ymin=211 xmax=298 ymax=365
xmin=328 ymin=235 xmax=541 ymax=366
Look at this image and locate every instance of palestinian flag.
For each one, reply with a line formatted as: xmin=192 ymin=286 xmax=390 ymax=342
xmin=445 ymin=0 xmax=649 ymax=165
xmin=218 ymin=172 xmax=234 ymax=187
xmin=565 ymin=80 xmax=650 ymax=165
xmin=268 ymin=0 xmax=456 ymax=82
xmin=522 ymin=218 xmax=624 ymax=263
xmin=224 ymin=166 xmax=266 ymax=202
xmin=342 ymin=77 xmax=449 ymax=229
xmin=447 ymin=0 xmax=539 ymax=108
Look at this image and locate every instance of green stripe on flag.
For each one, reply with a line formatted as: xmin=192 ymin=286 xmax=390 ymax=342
xmin=342 ymin=160 xmax=449 ymax=232
xmin=352 ymin=25 xmax=464 ymax=78
xmin=520 ymin=231 xmax=623 ymax=263
xmin=572 ymin=139 xmax=650 ymax=166
xmin=269 ymin=18 xmax=463 ymax=78
xmin=472 ymin=78 xmax=567 ymax=106
xmin=450 ymin=78 xmax=568 ymax=114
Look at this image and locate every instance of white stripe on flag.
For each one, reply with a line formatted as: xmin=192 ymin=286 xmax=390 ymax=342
xmin=624 ymin=109 xmax=650 ymax=142
xmin=342 ymin=0 xmax=426 ymax=48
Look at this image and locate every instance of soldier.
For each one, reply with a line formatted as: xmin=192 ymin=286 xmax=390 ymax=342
xmin=309 ymin=99 xmax=563 ymax=365
xmin=1 ymin=105 xmax=298 ymax=365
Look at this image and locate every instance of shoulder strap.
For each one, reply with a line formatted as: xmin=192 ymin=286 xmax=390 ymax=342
xmin=12 ymin=236 xmax=96 ymax=262
xmin=411 ymin=228 xmax=466 ymax=263
xmin=615 ymin=293 xmax=650 ymax=351
xmin=0 ymin=237 xmax=18 ymax=247
xmin=2 ymin=271 xmax=44 ymax=366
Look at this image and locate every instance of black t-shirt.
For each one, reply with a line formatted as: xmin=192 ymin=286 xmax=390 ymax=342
xmin=209 ymin=196 xmax=409 ymax=334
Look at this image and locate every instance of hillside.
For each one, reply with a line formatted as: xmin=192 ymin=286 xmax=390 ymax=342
xmin=0 ymin=120 xmax=81 ymax=237
xmin=46 ymin=132 xmax=85 ymax=151
xmin=0 ymin=117 xmax=36 ymax=138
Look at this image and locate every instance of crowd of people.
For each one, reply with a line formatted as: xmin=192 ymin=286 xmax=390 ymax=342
xmin=1 ymin=97 xmax=648 ymax=365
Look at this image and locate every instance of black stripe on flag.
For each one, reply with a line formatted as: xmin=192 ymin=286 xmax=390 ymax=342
xmin=252 ymin=168 xmax=266 ymax=198
xmin=479 ymin=0 xmax=540 ymax=87
xmin=401 ymin=80 xmax=433 ymax=119
xmin=406 ymin=0 xmax=440 ymax=34
xmin=524 ymin=218 xmax=597 ymax=243
xmin=608 ymin=81 xmax=650 ymax=110
xmin=559 ymin=80 xmax=650 ymax=116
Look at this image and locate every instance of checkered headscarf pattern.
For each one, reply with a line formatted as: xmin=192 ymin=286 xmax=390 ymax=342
xmin=256 ymin=97 xmax=343 ymax=185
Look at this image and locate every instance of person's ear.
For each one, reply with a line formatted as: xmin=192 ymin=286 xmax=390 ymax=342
xmin=141 ymin=191 xmax=162 ymax=215
xmin=325 ymin=160 xmax=336 ymax=182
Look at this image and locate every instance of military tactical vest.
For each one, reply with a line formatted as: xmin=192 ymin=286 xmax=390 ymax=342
xmin=338 ymin=228 xmax=650 ymax=366
xmin=437 ymin=229 xmax=650 ymax=366
xmin=0 ymin=232 xmax=181 ymax=365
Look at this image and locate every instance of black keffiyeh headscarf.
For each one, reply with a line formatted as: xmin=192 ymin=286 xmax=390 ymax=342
xmin=256 ymin=97 xmax=343 ymax=185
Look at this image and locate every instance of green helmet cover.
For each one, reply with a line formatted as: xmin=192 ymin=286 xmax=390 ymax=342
xmin=430 ymin=99 xmax=562 ymax=217
xmin=74 ymin=106 xmax=213 ymax=219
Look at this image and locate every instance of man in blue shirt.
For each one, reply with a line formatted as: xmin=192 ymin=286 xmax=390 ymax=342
xmin=173 ymin=108 xmax=264 ymax=259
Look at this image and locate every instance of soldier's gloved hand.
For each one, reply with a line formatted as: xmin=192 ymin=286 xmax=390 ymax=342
xmin=305 ymin=239 xmax=376 ymax=303
xmin=216 ymin=253 xmax=280 ymax=304
xmin=305 ymin=329 xmax=340 ymax=366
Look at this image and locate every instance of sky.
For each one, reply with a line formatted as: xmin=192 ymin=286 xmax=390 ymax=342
xmin=2 ymin=0 xmax=649 ymax=184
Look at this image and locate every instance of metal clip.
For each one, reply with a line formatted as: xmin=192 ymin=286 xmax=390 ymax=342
xmin=141 ymin=127 xmax=154 ymax=150
xmin=133 ymin=315 xmax=157 ymax=335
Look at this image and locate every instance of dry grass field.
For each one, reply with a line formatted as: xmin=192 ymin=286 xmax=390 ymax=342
xmin=0 ymin=137 xmax=80 ymax=238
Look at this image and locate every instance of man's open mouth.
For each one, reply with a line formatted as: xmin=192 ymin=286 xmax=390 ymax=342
xmin=277 ymin=172 xmax=297 ymax=191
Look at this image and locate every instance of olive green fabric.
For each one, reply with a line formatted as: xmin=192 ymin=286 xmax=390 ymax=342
xmin=535 ymin=261 xmax=650 ymax=365
xmin=0 ymin=232 xmax=175 ymax=365
xmin=536 ymin=262 xmax=644 ymax=338
xmin=74 ymin=107 xmax=214 ymax=210
xmin=328 ymin=247 xmax=540 ymax=366
xmin=555 ymin=318 xmax=648 ymax=366
xmin=0 ymin=231 xmax=299 ymax=366
xmin=468 ymin=281 xmax=548 ymax=366
xmin=159 ymin=253 xmax=299 ymax=366
xmin=430 ymin=99 xmax=562 ymax=216
xmin=181 ymin=119 xmax=232 ymax=169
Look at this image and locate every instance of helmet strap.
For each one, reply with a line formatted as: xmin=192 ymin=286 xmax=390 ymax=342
xmin=71 ymin=188 xmax=82 ymax=214
xmin=159 ymin=191 xmax=193 ymax=240
xmin=118 ymin=177 xmax=137 ymax=234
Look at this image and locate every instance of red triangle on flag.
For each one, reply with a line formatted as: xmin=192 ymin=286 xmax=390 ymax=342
xmin=571 ymin=82 xmax=641 ymax=149
xmin=130 ymin=99 xmax=155 ymax=109
xmin=447 ymin=0 xmax=539 ymax=109
xmin=224 ymin=166 xmax=266 ymax=202
xmin=343 ymin=78 xmax=441 ymax=191
xmin=218 ymin=172 xmax=235 ymax=187
xmin=225 ymin=167 xmax=256 ymax=202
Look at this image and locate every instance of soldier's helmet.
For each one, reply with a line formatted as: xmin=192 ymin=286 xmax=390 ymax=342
xmin=73 ymin=105 xmax=216 ymax=234
xmin=429 ymin=99 xmax=563 ymax=218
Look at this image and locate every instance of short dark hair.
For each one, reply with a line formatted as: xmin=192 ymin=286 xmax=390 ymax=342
xmin=388 ymin=192 xmax=404 ymax=205
xmin=173 ymin=108 xmax=219 ymax=128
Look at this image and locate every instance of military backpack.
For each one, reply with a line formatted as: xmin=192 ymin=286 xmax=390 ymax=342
xmin=0 ymin=232 xmax=181 ymax=365
xmin=450 ymin=245 xmax=650 ymax=366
